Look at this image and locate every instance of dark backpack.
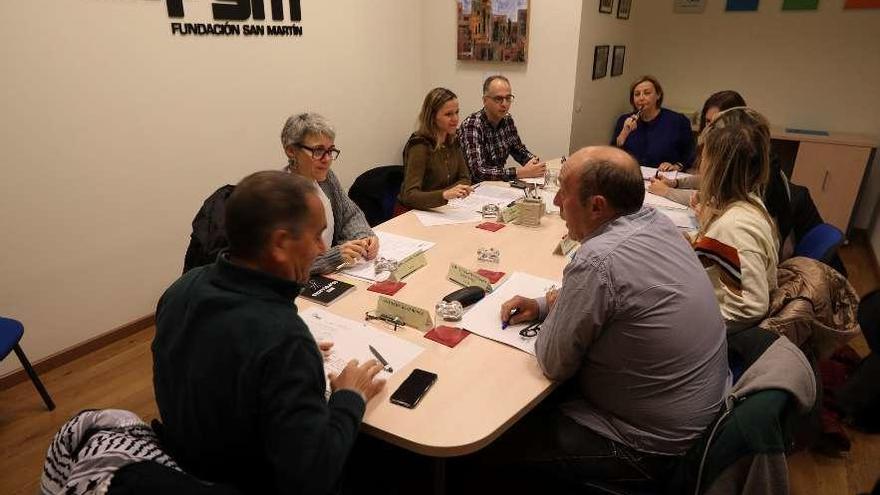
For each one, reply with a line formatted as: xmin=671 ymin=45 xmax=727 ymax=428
xmin=182 ymin=185 xmax=235 ymax=273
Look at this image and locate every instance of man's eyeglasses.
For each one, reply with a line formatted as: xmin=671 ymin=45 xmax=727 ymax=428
xmin=487 ymin=94 xmax=515 ymax=104
xmin=519 ymin=321 xmax=541 ymax=339
xmin=296 ymin=144 xmax=341 ymax=161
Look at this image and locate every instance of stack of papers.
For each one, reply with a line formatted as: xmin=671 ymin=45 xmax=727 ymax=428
xmin=340 ymin=231 xmax=435 ymax=282
xmin=458 ymin=271 xmax=560 ymax=355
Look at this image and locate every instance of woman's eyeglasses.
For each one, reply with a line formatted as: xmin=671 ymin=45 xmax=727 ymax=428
xmin=296 ymin=144 xmax=341 ymax=161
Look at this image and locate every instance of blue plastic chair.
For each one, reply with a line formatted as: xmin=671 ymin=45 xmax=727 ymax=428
xmin=0 ymin=316 xmax=55 ymax=410
xmin=794 ymin=223 xmax=844 ymax=264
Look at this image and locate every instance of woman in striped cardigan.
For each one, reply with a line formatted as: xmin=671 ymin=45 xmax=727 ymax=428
xmin=690 ymin=107 xmax=779 ymax=332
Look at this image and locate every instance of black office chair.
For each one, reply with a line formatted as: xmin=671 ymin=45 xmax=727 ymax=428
xmin=348 ymin=165 xmax=405 ymax=227
xmin=0 ymin=316 xmax=55 ymax=410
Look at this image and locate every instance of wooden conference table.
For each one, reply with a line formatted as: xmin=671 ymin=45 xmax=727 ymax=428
xmin=299 ymin=184 xmax=570 ymax=458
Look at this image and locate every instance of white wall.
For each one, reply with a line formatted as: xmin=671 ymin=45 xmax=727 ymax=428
xmin=421 ymin=0 xmax=583 ymax=163
xmin=569 ymin=3 xmax=640 ymax=151
xmin=631 ymin=1 xmax=880 ymax=231
xmin=0 ymin=0 xmax=424 ymax=376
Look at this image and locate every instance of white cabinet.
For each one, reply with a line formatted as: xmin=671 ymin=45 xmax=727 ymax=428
xmin=774 ymin=128 xmax=876 ymax=234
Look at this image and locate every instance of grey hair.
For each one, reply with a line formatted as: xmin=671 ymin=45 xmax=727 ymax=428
xmin=280 ymin=112 xmax=336 ymax=151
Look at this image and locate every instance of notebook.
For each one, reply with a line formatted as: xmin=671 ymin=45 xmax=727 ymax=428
xmin=300 ymin=275 xmax=355 ymax=306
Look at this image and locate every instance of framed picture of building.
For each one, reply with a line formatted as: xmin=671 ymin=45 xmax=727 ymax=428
xmin=457 ymin=0 xmax=530 ymax=62
xmin=592 ymin=45 xmax=610 ymax=80
xmin=600 ymin=0 xmax=614 ymax=14
xmin=611 ymin=45 xmax=626 ymax=76
xmin=617 ymin=0 xmax=632 ymax=18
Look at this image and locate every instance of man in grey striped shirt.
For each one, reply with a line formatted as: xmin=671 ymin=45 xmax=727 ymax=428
xmin=491 ymin=146 xmax=730 ymax=489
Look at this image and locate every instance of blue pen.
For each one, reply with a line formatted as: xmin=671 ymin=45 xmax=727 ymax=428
xmin=501 ymin=308 xmax=521 ymax=330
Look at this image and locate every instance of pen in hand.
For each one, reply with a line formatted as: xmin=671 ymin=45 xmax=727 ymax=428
xmin=501 ymin=308 xmax=521 ymax=330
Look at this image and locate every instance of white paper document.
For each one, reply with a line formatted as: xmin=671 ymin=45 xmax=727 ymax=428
xmin=340 ymin=231 xmax=435 ymax=281
xmin=643 ymin=188 xmax=689 ymax=211
xmin=301 ymin=306 xmax=425 ymax=382
xmin=412 ymin=184 xmax=525 ymax=226
xmin=472 ymin=184 xmax=527 ymax=202
xmin=413 ymin=207 xmax=482 ymax=226
xmin=657 ymin=207 xmax=698 ymax=230
xmin=640 ymin=166 xmax=690 ymax=181
xmin=458 ymin=271 xmax=560 ymax=355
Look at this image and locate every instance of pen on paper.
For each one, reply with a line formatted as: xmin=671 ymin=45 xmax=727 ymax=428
xmin=501 ymin=308 xmax=521 ymax=330
xmin=369 ymin=345 xmax=393 ymax=373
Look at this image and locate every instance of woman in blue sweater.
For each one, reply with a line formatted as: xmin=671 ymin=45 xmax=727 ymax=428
xmin=612 ymin=75 xmax=695 ymax=171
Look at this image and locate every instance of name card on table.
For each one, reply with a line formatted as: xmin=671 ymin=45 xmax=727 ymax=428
xmin=376 ymin=296 xmax=433 ymax=331
xmin=447 ymin=262 xmax=493 ymax=292
xmin=499 ymin=204 xmax=520 ymax=224
xmin=553 ymin=236 xmax=579 ymax=256
xmin=391 ymin=251 xmax=427 ymax=281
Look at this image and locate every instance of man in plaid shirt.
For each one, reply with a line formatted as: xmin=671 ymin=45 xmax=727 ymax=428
xmin=457 ymin=75 xmax=547 ymax=183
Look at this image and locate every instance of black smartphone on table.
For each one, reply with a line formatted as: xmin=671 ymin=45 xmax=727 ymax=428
xmin=510 ymin=179 xmax=529 ymax=189
xmin=390 ymin=369 xmax=437 ymax=408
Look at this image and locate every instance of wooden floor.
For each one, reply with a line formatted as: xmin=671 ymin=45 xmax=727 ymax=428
xmin=1 ymin=240 xmax=878 ymax=494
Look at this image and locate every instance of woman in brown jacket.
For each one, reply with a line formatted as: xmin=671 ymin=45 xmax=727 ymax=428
xmin=398 ymin=87 xmax=472 ymax=210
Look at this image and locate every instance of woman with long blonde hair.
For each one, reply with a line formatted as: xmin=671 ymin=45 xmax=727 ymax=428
xmin=398 ymin=87 xmax=472 ymax=210
xmin=691 ymin=107 xmax=779 ymax=331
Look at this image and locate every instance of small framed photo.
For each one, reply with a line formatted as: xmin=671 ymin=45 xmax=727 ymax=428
xmin=617 ymin=0 xmax=631 ymax=19
xmin=599 ymin=0 xmax=614 ymax=14
xmin=592 ymin=45 xmax=610 ymax=80
xmin=611 ymin=45 xmax=626 ymax=77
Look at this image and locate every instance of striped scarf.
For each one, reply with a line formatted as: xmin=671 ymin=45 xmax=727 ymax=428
xmin=41 ymin=409 xmax=179 ymax=495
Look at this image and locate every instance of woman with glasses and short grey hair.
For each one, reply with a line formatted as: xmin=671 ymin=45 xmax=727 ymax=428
xmin=281 ymin=112 xmax=379 ymax=273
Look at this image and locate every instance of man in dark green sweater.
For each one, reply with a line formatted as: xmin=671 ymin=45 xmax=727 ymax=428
xmin=153 ymin=171 xmax=386 ymax=495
